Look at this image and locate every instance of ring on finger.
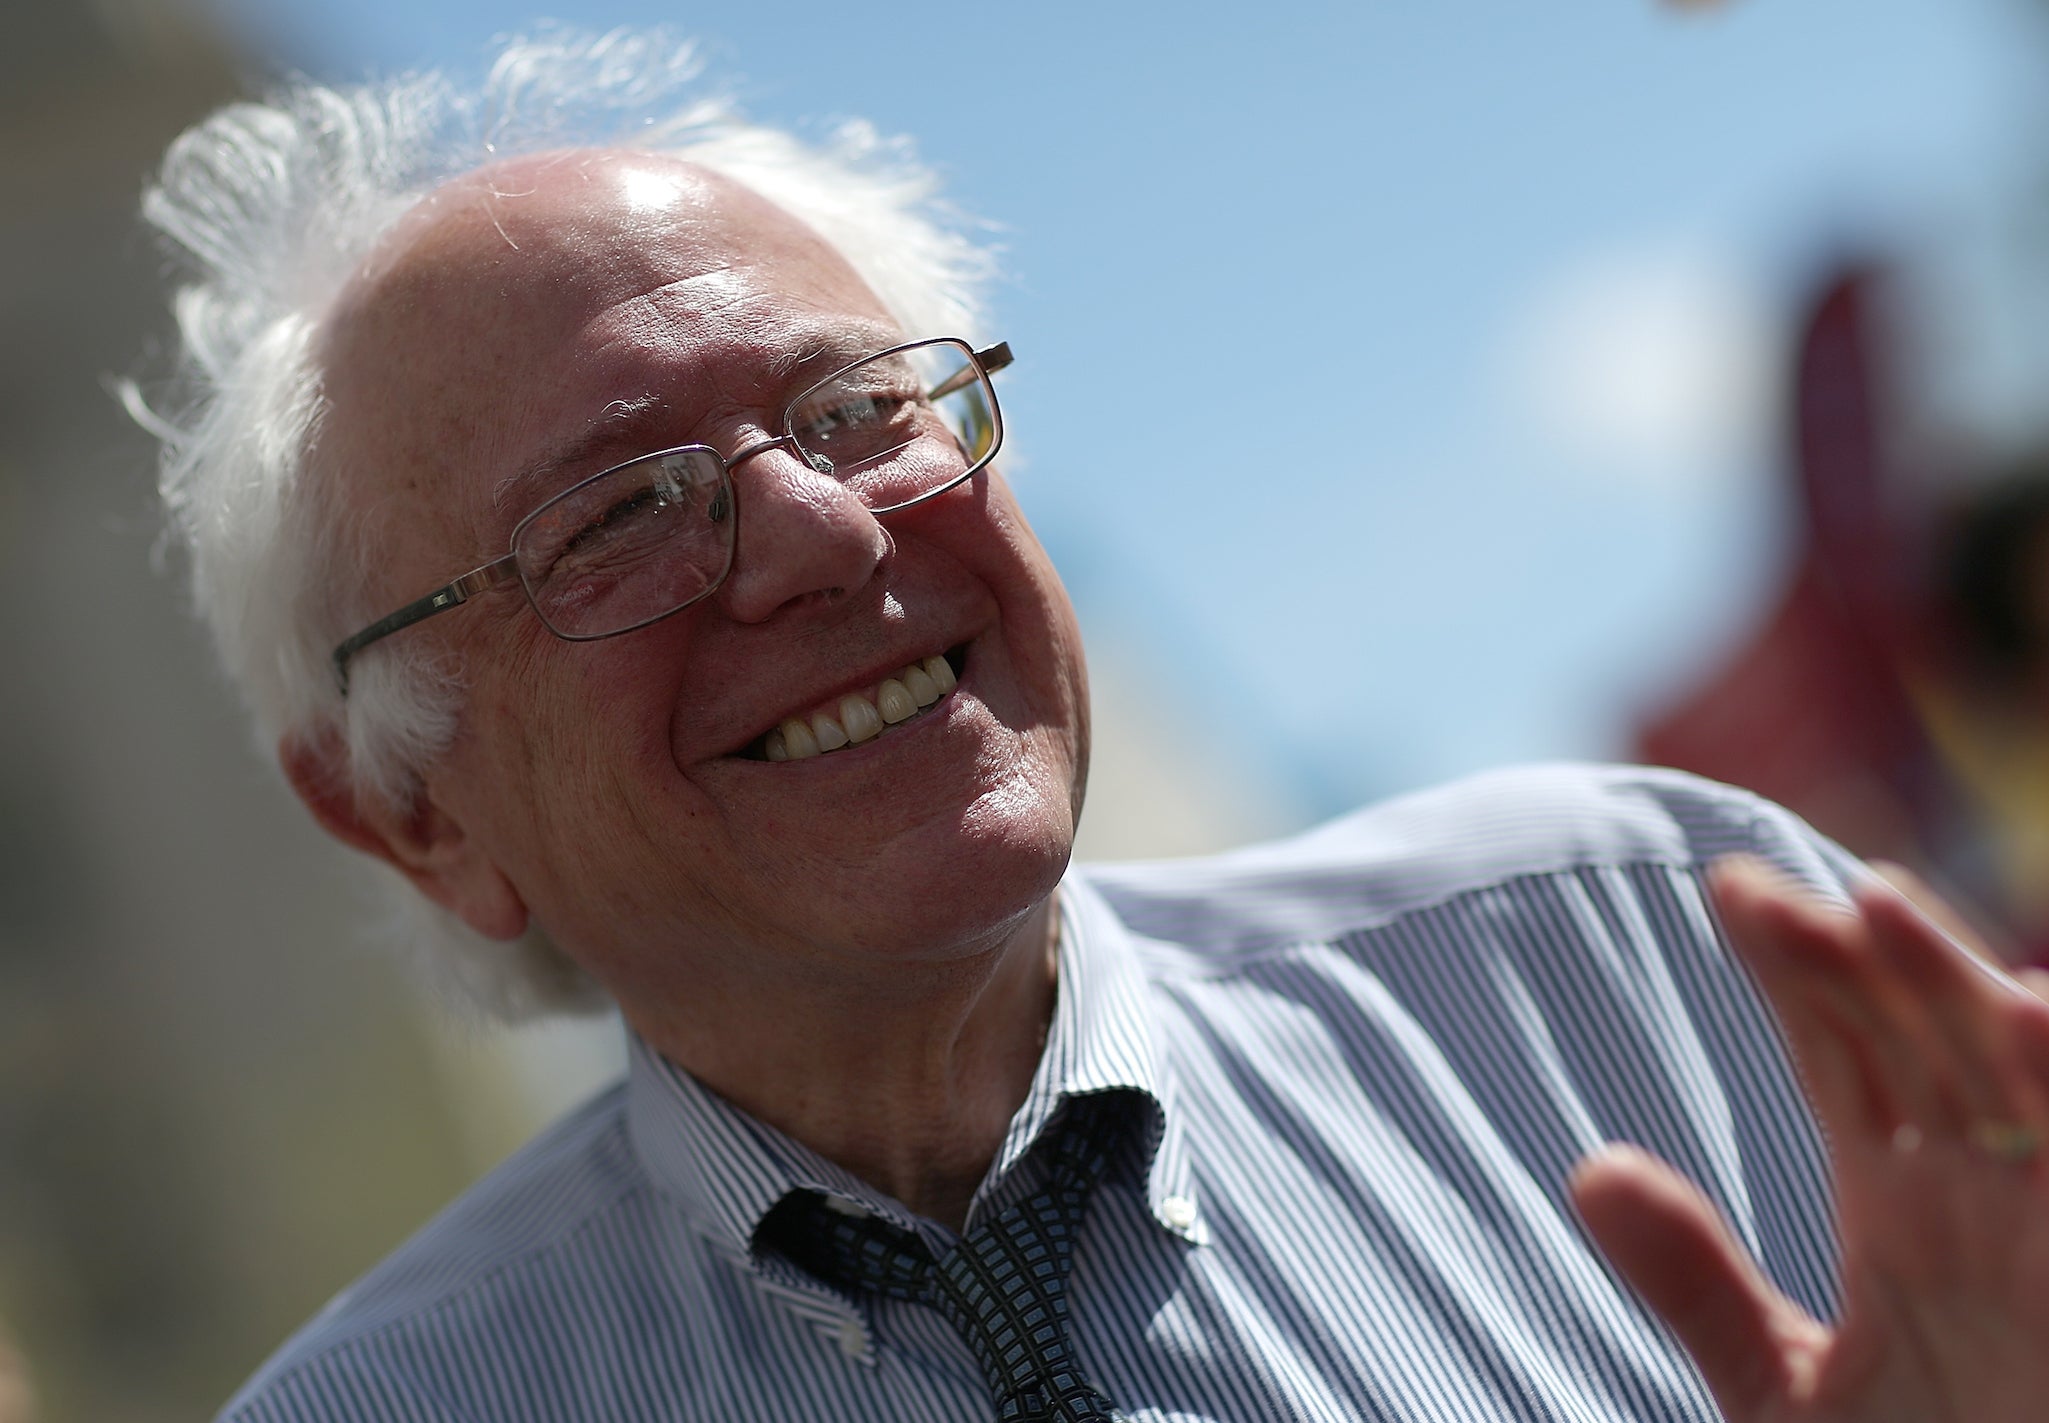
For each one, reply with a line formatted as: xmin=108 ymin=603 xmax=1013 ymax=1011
xmin=1966 ymin=1120 xmax=2042 ymax=1165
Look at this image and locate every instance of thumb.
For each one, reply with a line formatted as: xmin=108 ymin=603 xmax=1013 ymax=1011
xmin=1572 ymin=1145 xmax=1823 ymax=1419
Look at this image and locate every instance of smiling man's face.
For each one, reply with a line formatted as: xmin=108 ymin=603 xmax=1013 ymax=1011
xmin=315 ymin=151 xmax=1090 ymax=1011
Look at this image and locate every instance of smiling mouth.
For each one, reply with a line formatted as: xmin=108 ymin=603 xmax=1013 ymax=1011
xmin=742 ymin=646 xmax=966 ymax=762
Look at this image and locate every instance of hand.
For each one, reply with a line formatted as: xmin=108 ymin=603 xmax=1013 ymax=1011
xmin=1570 ymin=856 xmax=2049 ymax=1422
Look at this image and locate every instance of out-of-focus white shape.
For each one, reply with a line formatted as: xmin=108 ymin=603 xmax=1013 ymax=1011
xmin=1498 ymin=244 xmax=1775 ymax=488
xmin=1072 ymin=629 xmax=1304 ymax=863
xmin=421 ymin=1006 xmax=627 ymax=1172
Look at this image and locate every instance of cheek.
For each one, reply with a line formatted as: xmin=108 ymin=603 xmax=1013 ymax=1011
xmin=456 ymin=630 xmax=691 ymax=841
xmin=1051 ymin=618 xmax=1092 ymax=814
xmin=998 ymin=530 xmax=1088 ymax=718
xmin=969 ymin=532 xmax=1090 ymax=817
xmin=994 ymin=525 xmax=1090 ymax=819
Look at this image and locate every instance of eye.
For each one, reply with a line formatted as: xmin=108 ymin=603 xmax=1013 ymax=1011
xmin=520 ymin=482 xmax=674 ymax=580
xmin=563 ymin=485 xmax=668 ymax=552
xmin=792 ymin=391 xmax=916 ymax=444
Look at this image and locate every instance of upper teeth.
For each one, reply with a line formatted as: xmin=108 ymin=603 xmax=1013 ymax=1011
xmin=763 ymin=655 xmax=956 ymax=762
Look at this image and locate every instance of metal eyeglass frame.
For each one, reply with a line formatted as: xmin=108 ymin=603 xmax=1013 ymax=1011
xmin=330 ymin=337 xmax=1013 ymax=693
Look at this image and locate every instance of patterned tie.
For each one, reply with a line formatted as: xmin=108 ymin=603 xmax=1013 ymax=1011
xmin=760 ymin=1093 xmax=1127 ymax=1422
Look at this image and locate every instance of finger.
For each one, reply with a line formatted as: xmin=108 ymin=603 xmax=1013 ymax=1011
xmin=1712 ymin=857 xmax=1940 ymax=1140
xmin=2003 ymin=963 xmax=2049 ymax=1116
xmin=1866 ymin=860 xmax=2000 ymax=965
xmin=1856 ymin=880 xmax=2019 ymax=1130
xmin=1572 ymin=1145 xmax=1823 ymax=1418
xmin=2000 ymin=979 xmax=2049 ymax=1127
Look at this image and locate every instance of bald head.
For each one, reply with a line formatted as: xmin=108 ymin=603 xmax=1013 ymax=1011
xmin=313 ymin=151 xmax=896 ymax=615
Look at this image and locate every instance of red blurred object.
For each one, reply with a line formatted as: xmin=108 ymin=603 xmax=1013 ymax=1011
xmin=1634 ymin=262 xmax=2043 ymax=961
xmin=1640 ymin=266 xmax=1938 ymax=857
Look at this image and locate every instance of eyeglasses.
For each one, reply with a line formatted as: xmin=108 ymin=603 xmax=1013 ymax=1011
xmin=331 ymin=336 xmax=1013 ymax=692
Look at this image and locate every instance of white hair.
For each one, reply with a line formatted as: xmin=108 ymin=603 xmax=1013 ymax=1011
xmin=130 ymin=27 xmax=998 ymax=1020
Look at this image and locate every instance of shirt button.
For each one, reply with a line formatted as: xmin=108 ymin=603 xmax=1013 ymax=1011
xmin=824 ymin=1197 xmax=871 ymax=1218
xmin=1162 ymin=1195 xmax=1199 ymax=1231
xmin=837 ymin=1317 xmax=868 ymax=1358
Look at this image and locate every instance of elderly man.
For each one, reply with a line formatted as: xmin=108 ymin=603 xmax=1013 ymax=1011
xmin=138 ymin=31 xmax=2048 ymax=1423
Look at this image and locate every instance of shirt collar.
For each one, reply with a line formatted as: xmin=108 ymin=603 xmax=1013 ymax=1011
xmin=625 ymin=872 xmax=1200 ymax=1264
xmin=1053 ymin=869 xmax=1200 ymax=1240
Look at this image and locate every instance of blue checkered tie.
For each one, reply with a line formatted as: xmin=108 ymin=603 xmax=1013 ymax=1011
xmin=762 ymin=1093 xmax=1127 ymax=1422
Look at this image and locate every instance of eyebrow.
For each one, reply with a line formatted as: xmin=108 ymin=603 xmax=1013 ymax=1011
xmin=490 ymin=325 xmax=902 ymax=514
xmin=492 ymin=395 xmax=670 ymax=513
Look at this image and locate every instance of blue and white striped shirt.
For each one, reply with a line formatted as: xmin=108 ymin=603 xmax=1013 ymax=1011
xmin=224 ymin=763 xmax=1853 ymax=1421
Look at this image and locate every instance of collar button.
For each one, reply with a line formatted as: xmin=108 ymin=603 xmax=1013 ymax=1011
xmin=836 ymin=1316 xmax=868 ymax=1359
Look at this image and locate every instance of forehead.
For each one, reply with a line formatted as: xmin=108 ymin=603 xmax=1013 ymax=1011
xmin=315 ymin=151 xmax=894 ymax=558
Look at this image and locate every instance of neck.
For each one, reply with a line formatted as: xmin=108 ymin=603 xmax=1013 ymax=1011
xmin=628 ymin=894 xmax=1062 ymax=1232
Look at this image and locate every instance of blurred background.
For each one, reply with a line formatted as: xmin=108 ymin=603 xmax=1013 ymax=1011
xmin=10 ymin=0 xmax=2049 ymax=1416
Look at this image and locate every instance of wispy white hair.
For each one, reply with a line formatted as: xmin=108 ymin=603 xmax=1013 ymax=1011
xmin=130 ymin=28 xmax=997 ymax=1020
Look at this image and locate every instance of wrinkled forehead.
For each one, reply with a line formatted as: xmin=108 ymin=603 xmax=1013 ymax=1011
xmin=322 ymin=149 xmax=884 ymax=409
xmin=312 ymin=150 xmax=892 ymax=567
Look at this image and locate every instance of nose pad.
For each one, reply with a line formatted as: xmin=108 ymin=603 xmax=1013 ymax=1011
xmin=716 ymin=442 xmax=887 ymax=624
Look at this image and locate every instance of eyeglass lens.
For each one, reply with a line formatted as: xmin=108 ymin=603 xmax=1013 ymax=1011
xmin=509 ymin=340 xmax=996 ymax=640
xmin=514 ymin=448 xmax=734 ymax=638
xmin=785 ymin=340 xmax=997 ymax=511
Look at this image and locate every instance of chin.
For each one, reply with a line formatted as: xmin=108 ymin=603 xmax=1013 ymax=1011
xmin=851 ymin=777 xmax=1076 ymax=961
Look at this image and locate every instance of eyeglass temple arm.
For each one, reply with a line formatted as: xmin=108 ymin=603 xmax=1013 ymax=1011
xmin=331 ymin=554 xmax=520 ymax=693
xmin=925 ymin=342 xmax=1013 ymax=401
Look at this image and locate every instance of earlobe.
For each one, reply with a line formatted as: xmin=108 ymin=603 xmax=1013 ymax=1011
xmin=279 ymin=728 xmax=530 ymax=942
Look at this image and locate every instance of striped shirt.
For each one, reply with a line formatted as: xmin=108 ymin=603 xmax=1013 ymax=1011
xmin=222 ymin=763 xmax=1853 ymax=1421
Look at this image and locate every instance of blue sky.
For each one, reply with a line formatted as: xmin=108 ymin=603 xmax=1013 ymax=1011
xmin=195 ymin=0 xmax=2046 ymax=821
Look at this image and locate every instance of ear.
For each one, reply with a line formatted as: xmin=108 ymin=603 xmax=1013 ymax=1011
xmin=280 ymin=727 xmax=530 ymax=942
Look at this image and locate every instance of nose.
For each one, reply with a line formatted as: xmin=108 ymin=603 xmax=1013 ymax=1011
xmin=713 ymin=438 xmax=889 ymax=624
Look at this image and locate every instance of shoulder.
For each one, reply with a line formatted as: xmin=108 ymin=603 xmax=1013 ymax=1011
xmin=220 ymin=1081 xmax=652 ymax=1422
xmin=1073 ymin=765 xmax=1850 ymax=1325
xmin=1073 ymin=761 xmax=1861 ymax=958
